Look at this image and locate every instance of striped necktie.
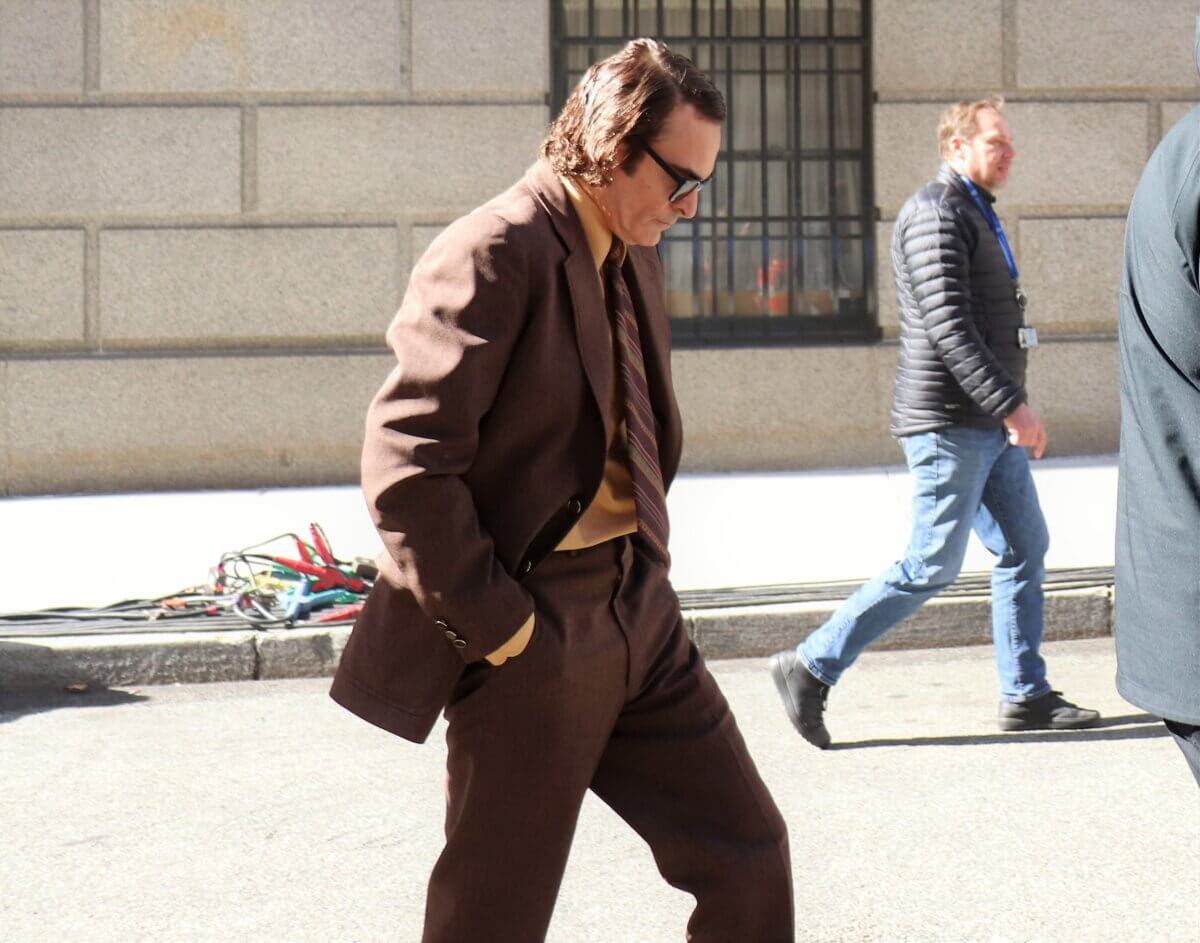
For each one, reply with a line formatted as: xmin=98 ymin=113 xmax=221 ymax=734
xmin=604 ymin=239 xmax=671 ymax=567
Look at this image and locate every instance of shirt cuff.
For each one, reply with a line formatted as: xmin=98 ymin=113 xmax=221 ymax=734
xmin=484 ymin=612 xmax=536 ymax=665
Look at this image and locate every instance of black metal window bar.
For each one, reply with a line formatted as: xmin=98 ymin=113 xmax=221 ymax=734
xmin=551 ymin=0 xmax=876 ymax=346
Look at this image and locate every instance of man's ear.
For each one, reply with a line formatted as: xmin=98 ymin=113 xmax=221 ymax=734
xmin=946 ymin=136 xmax=967 ymax=168
xmin=613 ymin=139 xmax=643 ymax=177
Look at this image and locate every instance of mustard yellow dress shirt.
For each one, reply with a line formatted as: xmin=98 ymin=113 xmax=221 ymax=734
xmin=486 ymin=177 xmax=638 ymax=665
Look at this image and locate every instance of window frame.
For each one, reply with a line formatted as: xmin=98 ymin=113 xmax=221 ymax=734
xmin=548 ymin=0 xmax=878 ymax=348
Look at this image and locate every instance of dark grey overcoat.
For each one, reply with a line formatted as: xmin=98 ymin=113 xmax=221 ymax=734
xmin=1115 ymin=29 xmax=1200 ymax=725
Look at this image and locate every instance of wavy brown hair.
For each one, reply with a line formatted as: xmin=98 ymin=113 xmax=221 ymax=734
xmin=541 ymin=39 xmax=725 ymax=187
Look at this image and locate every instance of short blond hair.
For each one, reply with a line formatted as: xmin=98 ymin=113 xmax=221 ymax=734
xmin=937 ymin=96 xmax=1005 ymax=159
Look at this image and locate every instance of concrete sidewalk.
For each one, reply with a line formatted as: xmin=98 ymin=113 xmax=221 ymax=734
xmin=2 ymin=639 xmax=1193 ymax=943
xmin=0 ymin=454 xmax=1118 ymax=689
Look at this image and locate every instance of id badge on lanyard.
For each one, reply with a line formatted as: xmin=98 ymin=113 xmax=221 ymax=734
xmin=959 ymin=175 xmax=1036 ymax=348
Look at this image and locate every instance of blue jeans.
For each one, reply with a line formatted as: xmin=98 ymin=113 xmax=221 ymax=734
xmin=798 ymin=426 xmax=1051 ymax=702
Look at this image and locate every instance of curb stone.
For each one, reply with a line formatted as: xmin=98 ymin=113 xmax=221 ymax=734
xmin=689 ymin=586 xmax=1112 ymax=659
xmin=0 ymin=587 xmax=1113 ymax=690
xmin=0 ymin=631 xmax=259 ymax=689
xmin=256 ymin=626 xmax=352 ymax=679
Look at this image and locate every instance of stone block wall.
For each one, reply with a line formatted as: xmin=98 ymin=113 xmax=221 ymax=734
xmin=0 ymin=0 xmax=549 ymax=495
xmin=3 ymin=1 xmax=1198 ymax=491
xmin=820 ymin=0 xmax=1200 ymax=471
xmin=673 ymin=0 xmax=1199 ymax=472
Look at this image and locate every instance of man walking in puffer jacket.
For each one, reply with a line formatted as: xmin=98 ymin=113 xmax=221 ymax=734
xmin=769 ymin=97 xmax=1101 ymax=749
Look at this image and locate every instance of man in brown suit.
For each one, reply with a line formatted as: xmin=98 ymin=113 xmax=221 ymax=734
xmin=330 ymin=39 xmax=793 ymax=942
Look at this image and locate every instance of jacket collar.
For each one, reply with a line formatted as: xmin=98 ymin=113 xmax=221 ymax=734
xmin=525 ymin=159 xmax=594 ymax=257
xmin=937 ymin=162 xmax=996 ymax=203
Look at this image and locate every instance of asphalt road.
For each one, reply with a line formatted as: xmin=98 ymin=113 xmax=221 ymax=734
xmin=2 ymin=638 xmax=1196 ymax=943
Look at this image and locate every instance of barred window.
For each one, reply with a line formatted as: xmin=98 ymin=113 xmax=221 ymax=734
xmin=551 ymin=0 xmax=876 ymax=346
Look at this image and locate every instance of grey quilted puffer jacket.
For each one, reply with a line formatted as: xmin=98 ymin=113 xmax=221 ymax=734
xmin=889 ymin=163 xmax=1028 ymax=437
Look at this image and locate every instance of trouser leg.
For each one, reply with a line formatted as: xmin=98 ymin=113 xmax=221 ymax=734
xmin=593 ymin=545 xmax=794 ymax=943
xmin=423 ymin=544 xmax=627 ymax=943
xmin=973 ymin=441 xmax=1051 ymax=701
xmin=799 ymin=429 xmax=990 ymax=686
xmin=1164 ymin=719 xmax=1200 ymax=787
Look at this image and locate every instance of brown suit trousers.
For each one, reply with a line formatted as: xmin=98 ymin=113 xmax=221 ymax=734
xmin=424 ymin=537 xmax=793 ymax=942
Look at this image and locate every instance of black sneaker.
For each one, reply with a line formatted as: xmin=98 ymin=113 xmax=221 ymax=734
xmin=998 ymin=690 xmax=1101 ymax=731
xmin=769 ymin=650 xmax=832 ymax=749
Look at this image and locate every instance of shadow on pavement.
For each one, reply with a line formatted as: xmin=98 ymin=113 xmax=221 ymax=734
xmin=832 ymin=713 xmax=1166 ymax=750
xmin=0 ymin=638 xmax=151 ymax=723
xmin=0 ymin=685 xmax=149 ymax=724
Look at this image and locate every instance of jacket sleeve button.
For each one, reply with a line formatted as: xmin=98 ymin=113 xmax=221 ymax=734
xmin=567 ymin=497 xmax=583 ymax=515
xmin=453 ymin=638 xmax=467 ymax=649
xmin=520 ymin=560 xmax=532 ymax=574
xmin=443 ymin=629 xmax=457 ymax=641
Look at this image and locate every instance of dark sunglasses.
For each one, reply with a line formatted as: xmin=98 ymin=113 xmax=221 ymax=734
xmin=641 ymin=141 xmax=713 ymax=203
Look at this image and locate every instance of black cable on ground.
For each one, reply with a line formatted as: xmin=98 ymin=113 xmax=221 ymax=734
xmin=676 ymin=566 xmax=1114 ymax=609
xmin=0 ymin=566 xmax=1114 ymax=639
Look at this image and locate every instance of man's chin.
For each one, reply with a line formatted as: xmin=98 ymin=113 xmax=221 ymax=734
xmin=628 ymin=229 xmax=664 ymax=247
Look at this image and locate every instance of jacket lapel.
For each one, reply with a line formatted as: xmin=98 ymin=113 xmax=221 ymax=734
xmin=564 ymin=253 xmax=617 ymax=443
xmin=526 ymin=161 xmax=617 ymax=445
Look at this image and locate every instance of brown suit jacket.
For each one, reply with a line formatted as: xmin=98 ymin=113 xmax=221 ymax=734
xmin=329 ymin=160 xmax=683 ymax=743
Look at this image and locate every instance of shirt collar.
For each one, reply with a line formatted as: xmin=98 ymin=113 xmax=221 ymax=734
xmin=560 ymin=175 xmax=626 ymax=271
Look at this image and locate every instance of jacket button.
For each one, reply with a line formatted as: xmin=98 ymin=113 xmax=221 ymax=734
xmin=567 ymin=497 xmax=583 ymax=515
xmin=520 ymin=560 xmax=532 ymax=575
xmin=443 ymin=629 xmax=457 ymax=641
xmin=453 ymin=638 xmax=467 ymax=649
xmin=434 ymin=620 xmax=448 ymax=630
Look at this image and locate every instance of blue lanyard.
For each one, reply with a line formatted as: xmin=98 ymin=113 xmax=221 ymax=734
xmin=959 ymin=175 xmax=1019 ymax=282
